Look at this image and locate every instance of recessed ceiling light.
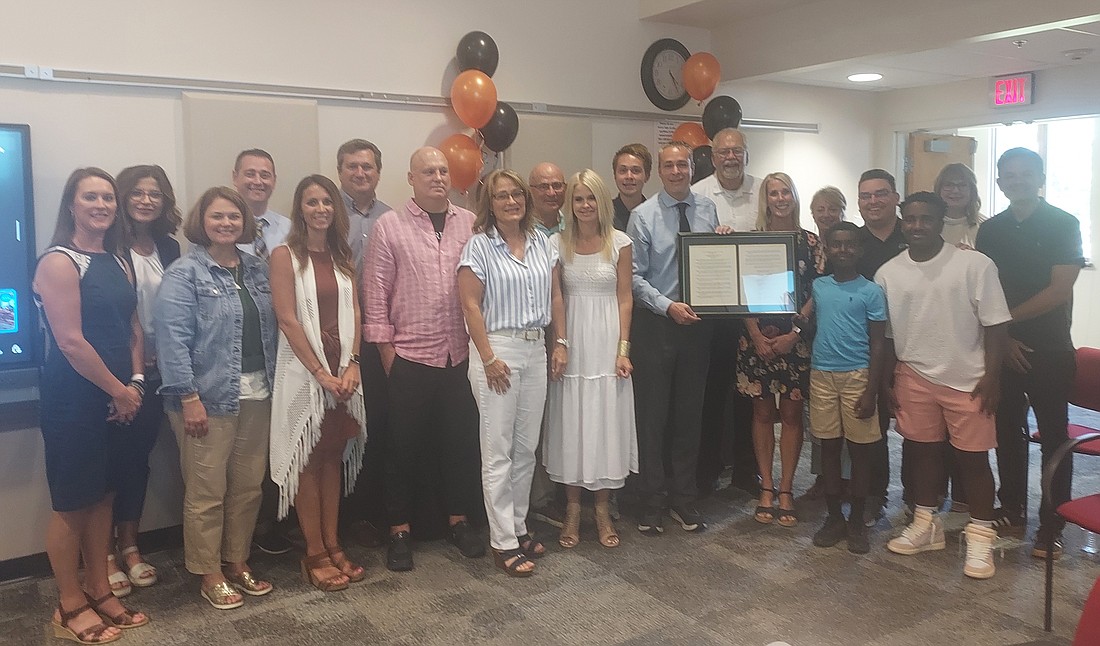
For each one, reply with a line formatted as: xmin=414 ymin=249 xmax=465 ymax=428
xmin=848 ymin=73 xmax=883 ymax=83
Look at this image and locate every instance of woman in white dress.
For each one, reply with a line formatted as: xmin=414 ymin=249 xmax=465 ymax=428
xmin=545 ymin=169 xmax=638 ymax=549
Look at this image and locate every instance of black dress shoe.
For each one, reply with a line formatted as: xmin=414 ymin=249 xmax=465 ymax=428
xmin=448 ymin=521 xmax=486 ymax=558
xmin=386 ymin=531 xmax=414 ymax=572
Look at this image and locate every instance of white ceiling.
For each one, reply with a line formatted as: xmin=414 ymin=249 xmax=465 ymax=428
xmin=642 ymin=0 xmax=1100 ymax=91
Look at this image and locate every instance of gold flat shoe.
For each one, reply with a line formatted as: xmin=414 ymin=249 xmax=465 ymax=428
xmin=200 ymin=581 xmax=244 ymax=610
xmin=224 ymin=570 xmax=273 ymax=597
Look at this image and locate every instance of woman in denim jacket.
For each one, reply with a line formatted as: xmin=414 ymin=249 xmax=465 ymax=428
xmin=154 ymin=186 xmax=278 ymax=610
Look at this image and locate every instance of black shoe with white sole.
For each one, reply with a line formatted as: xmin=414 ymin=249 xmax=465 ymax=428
xmin=669 ymin=506 xmax=706 ymax=532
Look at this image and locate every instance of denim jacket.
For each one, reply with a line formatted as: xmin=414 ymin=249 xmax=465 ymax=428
xmin=154 ymin=246 xmax=277 ymax=415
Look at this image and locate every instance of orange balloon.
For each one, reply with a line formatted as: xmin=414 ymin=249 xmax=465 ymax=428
xmin=439 ymin=133 xmax=483 ymax=192
xmin=682 ymin=52 xmax=721 ymax=102
xmin=450 ymin=70 xmax=498 ymax=129
xmin=672 ymin=122 xmax=708 ymax=148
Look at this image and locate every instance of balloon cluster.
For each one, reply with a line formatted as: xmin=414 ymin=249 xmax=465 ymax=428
xmin=444 ymin=31 xmax=520 ymax=191
xmin=671 ymin=49 xmax=743 ymax=181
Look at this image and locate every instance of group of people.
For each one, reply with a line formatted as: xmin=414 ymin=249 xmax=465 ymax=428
xmin=34 ymin=126 xmax=1082 ymax=642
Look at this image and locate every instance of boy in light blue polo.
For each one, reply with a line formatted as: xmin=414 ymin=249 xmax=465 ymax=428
xmin=808 ymin=221 xmax=888 ymax=554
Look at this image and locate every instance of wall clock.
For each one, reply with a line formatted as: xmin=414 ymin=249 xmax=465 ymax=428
xmin=641 ymin=38 xmax=691 ymax=111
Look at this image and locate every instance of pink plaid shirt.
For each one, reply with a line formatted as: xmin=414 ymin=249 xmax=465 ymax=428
xmin=362 ymin=198 xmax=475 ymax=367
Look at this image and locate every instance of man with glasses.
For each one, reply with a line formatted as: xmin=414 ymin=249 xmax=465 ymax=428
xmin=976 ymin=147 xmax=1085 ymax=559
xmin=629 ymin=142 xmax=722 ymax=536
xmin=529 ymin=162 xmax=566 ymax=236
xmin=855 ymin=169 xmax=908 ymax=528
xmin=692 ymin=128 xmax=762 ymax=496
xmin=232 ymin=148 xmax=290 ymax=260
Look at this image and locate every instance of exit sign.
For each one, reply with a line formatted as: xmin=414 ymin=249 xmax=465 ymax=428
xmin=990 ymin=73 xmax=1034 ymax=108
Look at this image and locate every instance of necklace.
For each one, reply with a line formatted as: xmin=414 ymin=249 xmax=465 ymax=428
xmin=230 ymin=264 xmax=243 ymax=290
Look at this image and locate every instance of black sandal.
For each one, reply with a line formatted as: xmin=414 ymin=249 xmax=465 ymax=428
xmin=517 ymin=533 xmax=546 ymax=559
xmin=493 ymin=548 xmax=534 ymax=577
xmin=777 ymin=491 xmax=799 ymax=528
xmin=754 ymin=487 xmax=777 ymax=525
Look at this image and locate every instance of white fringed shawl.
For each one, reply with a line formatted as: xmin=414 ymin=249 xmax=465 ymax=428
xmin=269 ymin=247 xmax=367 ymax=519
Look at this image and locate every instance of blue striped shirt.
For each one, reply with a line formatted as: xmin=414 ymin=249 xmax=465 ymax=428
xmin=458 ymin=227 xmax=558 ymax=332
xmin=628 ymin=190 xmax=719 ymax=315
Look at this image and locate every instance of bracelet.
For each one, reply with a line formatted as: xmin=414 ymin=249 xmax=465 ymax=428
xmin=180 ymin=393 xmax=200 ymax=403
xmin=311 ymin=365 xmax=326 ymax=376
xmin=130 ymin=373 xmax=145 ymax=383
xmin=483 ymin=355 xmax=498 ymax=367
xmin=128 ymin=380 xmax=146 ymax=397
xmin=617 ymin=340 xmax=631 ymax=358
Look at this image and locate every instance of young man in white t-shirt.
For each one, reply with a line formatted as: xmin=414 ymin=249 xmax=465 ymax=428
xmin=875 ymin=192 xmax=1011 ymax=579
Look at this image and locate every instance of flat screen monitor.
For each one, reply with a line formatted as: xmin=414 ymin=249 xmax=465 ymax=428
xmin=0 ymin=124 xmax=37 ymax=371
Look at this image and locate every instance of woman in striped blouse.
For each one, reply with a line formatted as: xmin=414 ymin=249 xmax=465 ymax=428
xmin=458 ymin=169 xmax=566 ymax=578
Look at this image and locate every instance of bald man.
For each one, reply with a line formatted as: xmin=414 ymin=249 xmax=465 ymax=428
xmin=529 ymin=162 xmax=566 ymax=236
xmin=363 ymin=147 xmax=483 ymax=570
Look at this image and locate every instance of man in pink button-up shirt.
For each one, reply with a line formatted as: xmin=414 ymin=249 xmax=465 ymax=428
xmin=362 ymin=147 xmax=483 ymax=571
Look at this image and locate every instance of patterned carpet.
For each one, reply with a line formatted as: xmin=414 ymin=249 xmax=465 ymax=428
xmin=2 ymin=411 xmax=1098 ymax=645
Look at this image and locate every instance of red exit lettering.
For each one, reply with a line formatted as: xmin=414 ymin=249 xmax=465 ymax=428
xmin=994 ymin=77 xmax=1027 ymax=105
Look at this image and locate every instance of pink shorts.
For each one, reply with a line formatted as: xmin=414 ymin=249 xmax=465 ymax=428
xmin=893 ymin=362 xmax=997 ymax=452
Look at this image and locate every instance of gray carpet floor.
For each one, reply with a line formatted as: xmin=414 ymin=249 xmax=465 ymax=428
xmin=3 ymin=413 xmax=1098 ymax=645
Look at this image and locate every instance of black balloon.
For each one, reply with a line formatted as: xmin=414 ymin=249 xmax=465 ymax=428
xmin=456 ymin=31 xmax=499 ymax=77
xmin=480 ymin=101 xmax=519 ymax=152
xmin=692 ymin=145 xmax=714 ymax=183
xmin=702 ymin=95 xmax=743 ymax=139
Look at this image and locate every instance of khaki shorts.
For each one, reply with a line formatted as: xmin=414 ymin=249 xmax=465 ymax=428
xmin=808 ymin=368 xmax=881 ymax=444
xmin=893 ymin=362 xmax=996 ymax=452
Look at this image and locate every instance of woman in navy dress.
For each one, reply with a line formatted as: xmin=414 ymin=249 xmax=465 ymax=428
xmin=35 ymin=168 xmax=149 ymax=643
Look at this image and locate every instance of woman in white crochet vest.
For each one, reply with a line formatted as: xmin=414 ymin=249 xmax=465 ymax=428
xmin=268 ymin=175 xmax=367 ymax=592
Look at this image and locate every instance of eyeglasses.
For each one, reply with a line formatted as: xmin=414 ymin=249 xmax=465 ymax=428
xmin=531 ymin=182 xmax=565 ymax=192
xmin=940 ymin=181 xmax=969 ymax=191
xmin=492 ymin=190 xmax=525 ymax=202
xmin=857 ymin=189 xmax=893 ymax=201
xmin=713 ymin=147 xmax=746 ymax=158
xmin=129 ymin=189 xmax=165 ymax=202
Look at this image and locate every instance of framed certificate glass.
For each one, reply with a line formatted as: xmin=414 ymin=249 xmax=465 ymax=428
xmin=678 ymin=232 xmax=800 ymax=317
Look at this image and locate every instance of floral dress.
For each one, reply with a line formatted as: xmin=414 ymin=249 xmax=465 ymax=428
xmin=735 ymin=229 xmax=825 ymax=400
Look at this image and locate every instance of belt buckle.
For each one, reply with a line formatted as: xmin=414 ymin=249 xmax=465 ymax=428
xmin=523 ymin=329 xmax=540 ymax=341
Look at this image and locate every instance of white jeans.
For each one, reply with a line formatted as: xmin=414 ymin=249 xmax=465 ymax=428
xmin=469 ymin=335 xmax=548 ymax=551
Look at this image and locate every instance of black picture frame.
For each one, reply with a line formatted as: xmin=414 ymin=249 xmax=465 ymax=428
xmin=678 ymin=232 xmax=801 ymax=317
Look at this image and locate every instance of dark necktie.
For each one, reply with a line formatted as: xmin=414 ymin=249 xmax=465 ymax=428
xmin=254 ymin=218 xmax=269 ymax=260
xmin=676 ymin=202 xmax=690 ymax=233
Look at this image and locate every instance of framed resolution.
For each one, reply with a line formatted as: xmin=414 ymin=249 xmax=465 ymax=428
xmin=678 ymin=232 xmax=800 ymax=317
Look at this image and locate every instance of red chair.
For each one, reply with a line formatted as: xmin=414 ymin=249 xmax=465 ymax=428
xmin=1075 ymin=575 xmax=1100 ymax=645
xmin=1040 ymin=347 xmax=1100 ymax=633
xmin=1032 ymin=346 xmax=1100 ymax=456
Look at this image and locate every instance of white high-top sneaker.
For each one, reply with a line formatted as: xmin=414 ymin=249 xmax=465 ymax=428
xmin=887 ymin=507 xmax=945 ymax=555
xmin=963 ymin=523 xmax=997 ymax=579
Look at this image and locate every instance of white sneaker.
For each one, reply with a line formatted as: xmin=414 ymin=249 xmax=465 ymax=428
xmin=963 ymin=523 xmax=997 ymax=579
xmin=887 ymin=508 xmax=945 ymax=555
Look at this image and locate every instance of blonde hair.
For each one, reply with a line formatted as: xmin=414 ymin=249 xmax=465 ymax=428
xmin=560 ymin=169 xmax=615 ymax=262
xmin=934 ymin=163 xmax=982 ymax=225
xmin=810 ymin=185 xmax=846 ymax=213
xmin=757 ymin=172 xmax=802 ymax=231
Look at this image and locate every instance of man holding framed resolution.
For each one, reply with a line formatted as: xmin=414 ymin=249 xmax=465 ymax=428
xmin=627 ymin=142 xmax=721 ymax=537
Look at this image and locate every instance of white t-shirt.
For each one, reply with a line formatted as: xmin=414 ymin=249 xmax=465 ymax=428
xmin=692 ymin=173 xmax=762 ymax=232
xmin=874 ymin=243 xmax=1011 ymax=391
xmin=130 ymin=247 xmax=164 ymax=364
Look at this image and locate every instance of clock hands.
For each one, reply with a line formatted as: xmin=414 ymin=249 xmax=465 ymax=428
xmin=668 ymin=69 xmax=682 ymax=93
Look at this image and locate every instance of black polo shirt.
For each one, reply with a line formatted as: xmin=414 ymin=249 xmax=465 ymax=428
xmin=857 ymin=218 xmax=907 ymax=280
xmin=613 ymin=195 xmax=644 ymax=232
xmin=975 ymin=199 xmax=1084 ymax=352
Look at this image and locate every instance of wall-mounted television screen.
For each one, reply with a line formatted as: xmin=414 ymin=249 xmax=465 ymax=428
xmin=0 ymin=124 xmax=37 ymax=371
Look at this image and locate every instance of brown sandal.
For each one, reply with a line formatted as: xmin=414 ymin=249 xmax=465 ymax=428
xmin=328 ymin=546 xmax=366 ymax=583
xmin=594 ymin=503 xmax=620 ymax=548
xmin=84 ymin=591 xmax=149 ymax=629
xmin=51 ymin=602 xmax=120 ymax=644
xmin=559 ymin=503 xmax=581 ymax=548
xmin=300 ymin=553 xmax=349 ymax=592
xmin=517 ymin=533 xmax=546 ymax=559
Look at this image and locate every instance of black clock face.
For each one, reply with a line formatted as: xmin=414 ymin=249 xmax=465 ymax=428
xmin=641 ymin=38 xmax=691 ymax=111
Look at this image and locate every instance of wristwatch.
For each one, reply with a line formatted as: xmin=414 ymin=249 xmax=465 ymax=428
xmin=555 ymin=338 xmax=570 ymax=348
xmin=349 ymin=353 xmax=361 ymax=364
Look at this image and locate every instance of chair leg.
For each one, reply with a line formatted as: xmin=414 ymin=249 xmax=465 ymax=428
xmin=1044 ymin=531 xmax=1054 ymax=632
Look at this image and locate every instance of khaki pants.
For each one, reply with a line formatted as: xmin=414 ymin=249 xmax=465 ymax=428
xmin=169 ymin=400 xmax=271 ymax=574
